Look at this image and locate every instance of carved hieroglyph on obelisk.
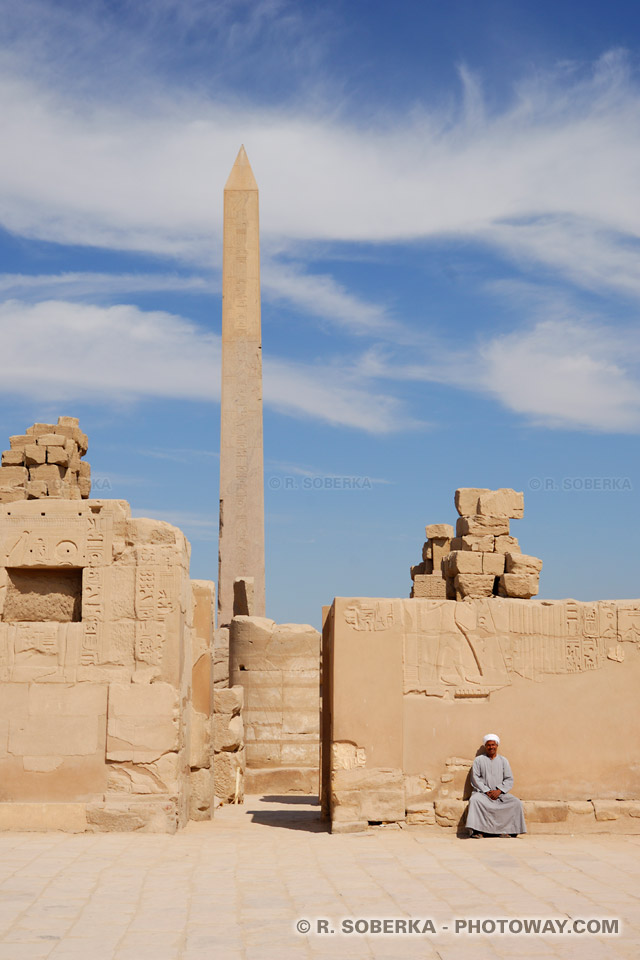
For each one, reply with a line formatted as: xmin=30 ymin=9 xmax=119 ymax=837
xmin=218 ymin=146 xmax=265 ymax=627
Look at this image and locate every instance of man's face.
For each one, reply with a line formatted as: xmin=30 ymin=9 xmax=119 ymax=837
xmin=485 ymin=739 xmax=498 ymax=758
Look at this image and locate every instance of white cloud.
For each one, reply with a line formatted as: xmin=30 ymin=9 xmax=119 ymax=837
xmin=0 ymin=299 xmax=408 ymax=432
xmin=0 ymin=49 xmax=638 ymax=302
xmin=0 ymin=272 xmax=215 ymax=300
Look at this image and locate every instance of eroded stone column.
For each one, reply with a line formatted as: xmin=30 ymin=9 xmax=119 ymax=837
xmin=218 ymin=146 xmax=265 ymax=627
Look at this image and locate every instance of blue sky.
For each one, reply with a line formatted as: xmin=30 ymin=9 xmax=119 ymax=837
xmin=0 ymin=0 xmax=639 ymax=625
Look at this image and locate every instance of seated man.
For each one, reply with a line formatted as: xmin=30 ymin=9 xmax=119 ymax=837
xmin=466 ymin=733 xmax=526 ymax=838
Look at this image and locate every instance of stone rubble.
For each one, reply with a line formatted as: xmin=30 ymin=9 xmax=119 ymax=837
xmin=0 ymin=416 xmax=91 ymax=503
xmin=411 ymin=487 xmax=543 ymax=600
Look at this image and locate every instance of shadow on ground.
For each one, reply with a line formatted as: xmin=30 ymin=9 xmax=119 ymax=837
xmin=247 ymin=796 xmax=327 ymax=832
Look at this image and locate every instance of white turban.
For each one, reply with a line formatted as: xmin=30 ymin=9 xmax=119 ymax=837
xmin=483 ymin=733 xmax=500 ymax=745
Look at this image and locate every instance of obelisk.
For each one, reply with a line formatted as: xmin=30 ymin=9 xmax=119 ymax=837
xmin=218 ymin=146 xmax=265 ymax=627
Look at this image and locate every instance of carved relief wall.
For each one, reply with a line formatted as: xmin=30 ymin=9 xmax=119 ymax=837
xmin=324 ymin=596 xmax=640 ymax=834
xmin=0 ymin=499 xmax=216 ymax=833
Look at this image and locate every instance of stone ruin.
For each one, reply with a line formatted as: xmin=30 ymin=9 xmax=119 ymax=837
xmin=1 ymin=417 xmax=91 ymax=503
xmin=411 ymin=487 xmax=543 ymax=600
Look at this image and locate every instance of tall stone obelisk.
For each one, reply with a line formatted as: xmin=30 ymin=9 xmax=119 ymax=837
xmin=218 ymin=146 xmax=265 ymax=627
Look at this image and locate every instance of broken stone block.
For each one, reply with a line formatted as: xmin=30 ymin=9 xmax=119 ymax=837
xmin=445 ymin=551 xmax=483 ymax=575
xmin=434 ymin=799 xmax=466 ymax=827
xmin=425 ymin=523 xmax=454 ymax=539
xmin=482 ymin=552 xmax=505 ymax=576
xmin=24 ymin=444 xmax=46 ymax=466
xmin=0 ymin=465 xmax=28 ymax=484
xmin=214 ymin=685 xmax=243 ymax=716
xmin=1 ymin=449 xmax=25 ymax=466
xmin=233 ymin=576 xmax=255 ymax=616
xmin=189 ymin=767 xmax=214 ymax=820
xmin=412 ymin=574 xmax=447 ymax=599
xmin=46 ymin=447 xmax=71 ymax=467
xmin=106 ymin=683 xmax=179 ymax=763
xmin=36 ymin=433 xmax=66 ymax=447
xmin=214 ymin=748 xmax=245 ymax=803
xmin=331 ymin=767 xmax=405 ymax=824
xmin=454 ymin=488 xmax=491 ymax=516
xmin=456 ymin=515 xmax=510 ymax=536
xmin=460 ymin=535 xmax=494 ymax=552
xmin=522 ymin=801 xmax=569 ymax=822
xmin=477 ymin=488 xmax=524 ymax=519
xmin=410 ymin=562 xmax=425 ymax=580
xmin=505 ymin=552 xmax=543 ymax=574
xmin=29 ymin=463 xmax=64 ymax=482
xmin=498 ymin=573 xmax=539 ymax=599
xmin=213 ymin=714 xmax=244 ymax=752
xmin=494 ymin=535 xmax=520 ymax=554
xmin=9 ymin=435 xmax=32 ymax=449
xmin=454 ymin=574 xmax=496 ymax=599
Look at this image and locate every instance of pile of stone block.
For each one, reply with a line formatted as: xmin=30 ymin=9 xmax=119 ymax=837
xmin=0 ymin=417 xmax=90 ymax=503
xmin=411 ymin=487 xmax=542 ymax=600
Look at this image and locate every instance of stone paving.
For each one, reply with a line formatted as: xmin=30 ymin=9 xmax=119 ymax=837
xmin=0 ymin=797 xmax=638 ymax=960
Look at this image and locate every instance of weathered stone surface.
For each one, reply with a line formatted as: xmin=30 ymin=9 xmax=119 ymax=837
xmin=0 ymin=802 xmax=87 ymax=832
xmin=460 ymin=534 xmax=495 ymax=552
xmin=482 ymin=552 xmax=505 ymax=576
xmin=213 ymin=714 xmax=244 ymax=752
xmin=456 ymin=515 xmax=509 ymax=536
xmin=188 ymin=709 xmax=211 ymax=769
xmin=107 ymin=683 xmax=179 ymax=762
xmin=477 ymin=488 xmax=524 ymax=519
xmin=454 ymin=488 xmax=490 ymax=516
xmin=434 ymin=799 xmax=466 ymax=827
xmin=214 ymin=685 xmax=243 ymax=716
xmin=214 ymin=748 xmax=245 ymax=803
xmin=411 ymin=574 xmax=447 ymax=599
xmin=331 ymin=767 xmax=405 ymax=823
xmin=189 ymin=767 xmax=214 ymax=821
xmin=2 ymin=449 xmax=25 ymax=466
xmin=523 ymin=801 xmax=569 ymax=822
xmin=494 ymin=535 xmax=521 ymax=554
xmin=4 ymin=568 xmax=82 ymax=622
xmin=445 ymin=551 xmax=483 ymax=575
xmin=498 ymin=573 xmax=539 ymax=599
xmin=86 ymin=800 xmax=177 ymax=834
xmin=505 ymin=552 xmax=543 ymax=574
xmin=425 ymin=523 xmax=454 ymax=539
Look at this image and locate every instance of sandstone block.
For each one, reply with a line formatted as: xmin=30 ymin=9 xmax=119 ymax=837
xmin=188 ymin=709 xmax=211 ymax=768
xmin=406 ymin=808 xmax=436 ymax=825
xmin=593 ymin=801 xmax=619 ymax=821
xmin=189 ymin=767 xmax=214 ymax=820
xmin=482 ymin=552 xmax=505 ymax=576
xmin=0 ymin=465 xmax=28 ymax=483
xmin=36 ymin=433 xmax=66 ymax=447
xmin=434 ymin=799 xmax=466 ymax=827
xmin=454 ymin=574 xmax=495 ymax=599
xmin=523 ymin=800 xmax=569 ymax=823
xmin=498 ymin=573 xmax=539 ymax=599
xmin=107 ymin=753 xmax=181 ymax=796
xmin=29 ymin=463 xmax=64 ymax=482
xmin=445 ymin=551 xmax=483 ymax=575
xmin=331 ymin=819 xmax=368 ymax=833
xmin=477 ymin=488 xmax=524 ymax=519
xmin=456 ymin=515 xmax=510 ymax=536
xmin=454 ymin=488 xmax=490 ymax=516
xmin=58 ymin=416 xmax=80 ymax=427
xmin=9 ymin=435 xmax=32 ymax=449
xmin=281 ymin=742 xmax=319 ymax=766
xmin=505 ymin=552 xmax=543 ymax=574
xmin=331 ymin=767 xmax=405 ymax=824
xmin=214 ymin=685 xmax=243 ymax=716
xmin=213 ymin=714 xmax=244 ymax=752
xmin=233 ymin=576 xmax=255 ymax=617
xmin=460 ymin=535 xmax=494 ymax=552
xmin=412 ymin=574 xmax=447 ymax=599
xmin=2 ymin=449 xmax=24 ymax=466
xmin=46 ymin=447 xmax=71 ymax=467
xmin=0 ymin=487 xmax=27 ymax=502
xmin=214 ymin=748 xmax=245 ymax=803
xmin=78 ymin=477 xmax=92 ymax=498
xmin=86 ymin=800 xmax=176 ymax=833
xmin=494 ymin=535 xmax=520 ymax=554
xmin=449 ymin=537 xmax=463 ymax=551
xmin=9 ymin=716 xmax=100 ymax=757
xmin=0 ymin=803 xmax=87 ymax=832
xmin=425 ymin=523 xmax=454 ymax=539
xmin=107 ymin=683 xmax=179 ymax=763
xmin=410 ymin=562 xmax=425 ymax=580
xmin=24 ymin=444 xmax=47 ymax=466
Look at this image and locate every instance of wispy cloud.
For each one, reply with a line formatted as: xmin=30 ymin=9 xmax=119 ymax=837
xmin=0 ymin=272 xmax=215 ymax=300
xmin=0 ymin=299 xmax=409 ymax=432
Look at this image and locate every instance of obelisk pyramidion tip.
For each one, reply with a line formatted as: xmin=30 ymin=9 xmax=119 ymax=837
xmin=224 ymin=145 xmax=258 ymax=191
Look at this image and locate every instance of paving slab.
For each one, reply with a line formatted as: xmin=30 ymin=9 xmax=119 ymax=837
xmin=0 ymin=796 xmax=637 ymax=959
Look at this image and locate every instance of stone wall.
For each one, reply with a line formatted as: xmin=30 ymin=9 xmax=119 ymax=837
xmin=1 ymin=417 xmax=91 ymax=503
xmin=230 ymin=616 xmax=320 ymax=794
xmin=0 ymin=498 xmax=215 ymax=832
xmin=323 ymin=596 xmax=640 ymax=834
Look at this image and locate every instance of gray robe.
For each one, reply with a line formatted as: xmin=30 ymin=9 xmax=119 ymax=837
xmin=466 ymin=754 xmax=527 ymax=835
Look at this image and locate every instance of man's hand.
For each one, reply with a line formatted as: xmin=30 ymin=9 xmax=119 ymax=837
xmin=486 ymin=789 xmax=502 ymax=800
